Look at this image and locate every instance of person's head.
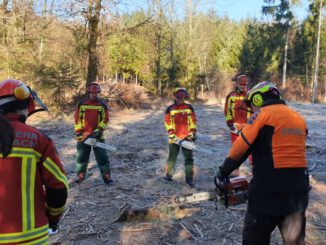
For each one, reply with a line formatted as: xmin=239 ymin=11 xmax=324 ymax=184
xmin=0 ymin=79 xmax=46 ymax=157
xmin=173 ymin=87 xmax=189 ymax=105
xmin=87 ymin=83 xmax=101 ymax=101
xmin=244 ymin=81 xmax=281 ymax=112
xmin=235 ymin=74 xmax=249 ymax=93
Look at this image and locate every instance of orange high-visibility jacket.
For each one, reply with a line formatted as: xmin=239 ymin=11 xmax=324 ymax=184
xmin=164 ymin=103 xmax=197 ymax=140
xmin=229 ymin=102 xmax=309 ymax=193
xmin=74 ymin=98 xmax=109 ymax=140
xmin=224 ymin=90 xmax=251 ymax=127
xmin=0 ymin=114 xmax=68 ymax=245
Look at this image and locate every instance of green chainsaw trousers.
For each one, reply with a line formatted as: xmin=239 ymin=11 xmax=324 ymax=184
xmin=166 ymin=143 xmax=194 ymax=181
xmin=76 ymin=140 xmax=111 ymax=177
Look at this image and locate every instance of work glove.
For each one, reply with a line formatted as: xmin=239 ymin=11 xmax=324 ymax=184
xmin=169 ymin=133 xmax=177 ymax=142
xmin=227 ymin=122 xmax=236 ymax=132
xmin=215 ymin=168 xmax=225 ymax=183
xmin=187 ymin=131 xmax=197 ymax=142
xmin=92 ymin=128 xmax=103 ymax=139
xmin=49 ymin=222 xmax=59 ymax=235
xmin=76 ymin=132 xmax=83 ymax=141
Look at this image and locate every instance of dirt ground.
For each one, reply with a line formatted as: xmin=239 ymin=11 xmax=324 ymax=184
xmin=29 ymin=102 xmax=326 ymax=245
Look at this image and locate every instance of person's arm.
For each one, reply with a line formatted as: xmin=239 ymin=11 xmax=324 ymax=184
xmin=224 ymin=93 xmax=235 ymax=130
xmin=98 ymin=101 xmax=109 ymax=131
xmin=40 ymin=139 xmax=68 ymax=228
xmin=74 ymin=101 xmax=83 ymax=140
xmin=164 ymin=106 xmax=177 ymax=142
xmin=217 ymin=111 xmax=263 ymax=177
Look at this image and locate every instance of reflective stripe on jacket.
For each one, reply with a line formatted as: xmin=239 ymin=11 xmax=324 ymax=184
xmin=74 ymin=99 xmax=109 ymax=139
xmin=164 ymin=103 xmax=197 ymax=139
xmin=224 ymin=90 xmax=251 ymax=124
xmin=0 ymin=115 xmax=68 ymax=244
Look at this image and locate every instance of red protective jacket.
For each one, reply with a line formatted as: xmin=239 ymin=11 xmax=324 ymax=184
xmin=164 ymin=102 xmax=197 ymax=140
xmin=0 ymin=114 xmax=68 ymax=244
xmin=74 ymin=98 xmax=109 ymax=140
xmin=224 ymin=90 xmax=251 ymax=129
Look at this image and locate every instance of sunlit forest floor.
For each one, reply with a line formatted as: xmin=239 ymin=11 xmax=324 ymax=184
xmin=29 ymin=101 xmax=326 ymax=245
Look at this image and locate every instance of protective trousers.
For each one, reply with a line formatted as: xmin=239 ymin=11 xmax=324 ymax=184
xmin=76 ymin=140 xmax=111 ymax=177
xmin=166 ymin=143 xmax=194 ymax=181
xmin=242 ymin=209 xmax=306 ymax=245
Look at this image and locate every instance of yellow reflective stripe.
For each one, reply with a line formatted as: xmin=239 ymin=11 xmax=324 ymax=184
xmin=0 ymin=225 xmax=48 ymax=244
xmin=225 ymin=115 xmax=233 ymax=121
xmin=80 ymin=105 xmax=103 ymax=110
xmin=22 ymin=157 xmax=36 ymax=231
xmin=0 ymin=148 xmax=41 ymax=161
xmin=74 ymin=124 xmax=82 ymax=131
xmin=98 ymin=122 xmax=107 ymax=129
xmin=170 ymin=109 xmax=192 ymax=116
xmin=98 ymin=107 xmax=107 ymax=129
xmin=227 ymin=95 xmax=245 ymax=118
xmin=21 ymin=234 xmax=48 ymax=245
xmin=164 ymin=122 xmax=174 ymax=132
xmin=46 ymin=204 xmax=65 ymax=216
xmin=43 ymin=158 xmax=69 ymax=190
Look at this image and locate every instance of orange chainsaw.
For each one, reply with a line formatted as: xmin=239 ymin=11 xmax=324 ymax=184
xmin=174 ymin=176 xmax=249 ymax=208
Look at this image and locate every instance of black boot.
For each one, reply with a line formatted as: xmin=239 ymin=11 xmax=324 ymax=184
xmin=163 ymin=174 xmax=173 ymax=181
xmin=103 ymin=173 xmax=113 ymax=185
xmin=186 ymin=179 xmax=195 ymax=188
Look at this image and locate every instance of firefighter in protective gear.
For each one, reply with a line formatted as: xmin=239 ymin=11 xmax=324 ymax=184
xmin=0 ymin=79 xmax=68 ymax=244
xmin=224 ymin=74 xmax=251 ymax=141
xmin=164 ymin=88 xmax=197 ymax=188
xmin=216 ymin=81 xmax=309 ymax=244
xmin=74 ymin=82 xmax=113 ymax=185
xmin=224 ymin=74 xmax=252 ymax=175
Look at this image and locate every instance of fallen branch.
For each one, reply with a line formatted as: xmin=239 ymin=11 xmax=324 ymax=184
xmin=194 ymin=224 xmax=204 ymax=238
xmin=178 ymin=221 xmax=197 ymax=240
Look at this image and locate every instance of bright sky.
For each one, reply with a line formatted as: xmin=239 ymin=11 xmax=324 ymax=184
xmin=210 ymin=0 xmax=311 ymax=21
xmin=120 ymin=0 xmax=312 ymax=22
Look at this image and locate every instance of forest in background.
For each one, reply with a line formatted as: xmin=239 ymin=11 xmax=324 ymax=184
xmin=0 ymin=0 xmax=325 ymax=112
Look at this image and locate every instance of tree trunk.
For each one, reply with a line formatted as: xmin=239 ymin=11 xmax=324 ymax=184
xmin=86 ymin=0 xmax=102 ymax=87
xmin=282 ymin=30 xmax=289 ymax=88
xmin=312 ymin=0 xmax=323 ymax=103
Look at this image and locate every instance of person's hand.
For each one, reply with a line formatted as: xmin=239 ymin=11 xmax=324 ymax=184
xmin=187 ymin=131 xmax=197 ymax=142
xmin=76 ymin=132 xmax=83 ymax=141
xmin=168 ymin=133 xmax=177 ymax=142
xmin=92 ymin=128 xmax=103 ymax=139
xmin=227 ymin=122 xmax=235 ymax=132
xmin=215 ymin=168 xmax=224 ymax=183
xmin=49 ymin=222 xmax=59 ymax=235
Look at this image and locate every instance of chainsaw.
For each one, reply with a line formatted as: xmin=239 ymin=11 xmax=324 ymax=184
xmin=174 ymin=176 xmax=249 ymax=208
xmin=84 ymin=137 xmax=117 ymax=152
xmin=173 ymin=138 xmax=214 ymax=155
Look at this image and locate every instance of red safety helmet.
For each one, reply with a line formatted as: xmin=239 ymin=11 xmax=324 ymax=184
xmin=0 ymin=79 xmax=48 ymax=116
xmin=87 ymin=83 xmax=101 ymax=93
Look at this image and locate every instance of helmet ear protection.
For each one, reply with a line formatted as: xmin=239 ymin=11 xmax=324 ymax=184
xmin=14 ymin=83 xmax=31 ymax=100
xmin=0 ymin=79 xmax=48 ymax=116
xmin=251 ymin=93 xmax=264 ymax=107
xmin=244 ymin=81 xmax=281 ymax=108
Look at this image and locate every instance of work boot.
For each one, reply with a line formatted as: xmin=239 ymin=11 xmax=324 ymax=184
xmin=186 ymin=179 xmax=195 ymax=188
xmin=163 ymin=174 xmax=173 ymax=182
xmin=74 ymin=172 xmax=85 ymax=184
xmin=103 ymin=173 xmax=113 ymax=185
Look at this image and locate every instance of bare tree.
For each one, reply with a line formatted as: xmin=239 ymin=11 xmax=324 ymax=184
xmin=312 ymin=0 xmax=323 ymax=103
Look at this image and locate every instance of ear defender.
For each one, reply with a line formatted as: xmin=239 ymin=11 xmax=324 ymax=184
xmin=252 ymin=93 xmax=263 ymax=107
xmin=14 ymin=84 xmax=30 ymax=100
